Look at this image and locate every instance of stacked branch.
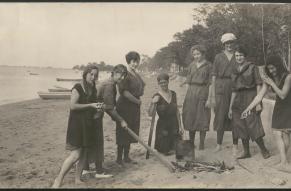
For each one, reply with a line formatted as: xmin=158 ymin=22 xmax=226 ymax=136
xmin=171 ymin=160 xmax=234 ymax=174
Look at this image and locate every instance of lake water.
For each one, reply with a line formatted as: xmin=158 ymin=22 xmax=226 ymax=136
xmin=0 ymin=66 xmax=110 ymax=105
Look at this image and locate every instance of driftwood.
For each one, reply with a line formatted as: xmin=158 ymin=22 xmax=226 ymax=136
xmin=171 ymin=160 xmax=234 ymax=174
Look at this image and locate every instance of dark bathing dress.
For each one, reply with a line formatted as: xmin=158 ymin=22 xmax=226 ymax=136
xmin=231 ymin=62 xmax=265 ymax=141
xmin=116 ymin=71 xmax=145 ymax=145
xmin=90 ymin=78 xmax=125 ymax=164
xmin=272 ymin=73 xmax=291 ymax=132
xmin=66 ymin=83 xmax=97 ymax=151
xmin=212 ymin=52 xmax=236 ymax=131
xmin=182 ymin=61 xmax=212 ymax=132
xmin=154 ymin=91 xmax=180 ymax=154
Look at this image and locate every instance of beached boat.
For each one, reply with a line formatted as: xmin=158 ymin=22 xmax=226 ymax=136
xmin=29 ymin=72 xmax=39 ymax=75
xmin=37 ymin=91 xmax=71 ymax=100
xmin=56 ymin=78 xmax=82 ymax=82
xmin=48 ymin=88 xmax=71 ymax=92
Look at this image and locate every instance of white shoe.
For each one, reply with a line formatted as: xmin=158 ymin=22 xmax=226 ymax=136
xmin=82 ymin=170 xmax=96 ymax=176
xmin=95 ymin=172 xmax=113 ymax=178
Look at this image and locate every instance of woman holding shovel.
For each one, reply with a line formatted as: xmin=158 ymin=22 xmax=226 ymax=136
xmin=148 ymin=73 xmax=184 ymax=156
xmin=116 ymin=51 xmax=145 ymax=166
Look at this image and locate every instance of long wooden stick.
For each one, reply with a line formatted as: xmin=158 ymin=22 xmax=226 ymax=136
xmin=122 ymin=126 xmax=176 ymax=173
xmin=261 ymin=5 xmax=267 ymax=66
xmin=146 ymin=103 xmax=157 ymax=159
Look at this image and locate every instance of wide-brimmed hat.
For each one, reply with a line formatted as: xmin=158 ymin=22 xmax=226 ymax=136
xmin=221 ymin=33 xmax=237 ymax=44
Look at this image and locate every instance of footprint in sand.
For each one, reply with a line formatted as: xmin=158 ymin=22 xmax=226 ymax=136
xmin=5 ymin=175 xmax=15 ymax=180
xmin=130 ymin=178 xmax=144 ymax=186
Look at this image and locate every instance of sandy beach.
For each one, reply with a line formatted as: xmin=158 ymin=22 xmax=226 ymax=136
xmin=0 ymin=74 xmax=290 ymax=188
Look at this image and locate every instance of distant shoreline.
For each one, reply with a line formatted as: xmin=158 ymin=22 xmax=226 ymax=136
xmin=0 ymin=65 xmax=73 ymax=70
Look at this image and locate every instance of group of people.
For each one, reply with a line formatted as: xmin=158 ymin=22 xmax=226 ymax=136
xmin=52 ymin=51 xmax=145 ymax=188
xmin=178 ymin=33 xmax=290 ymax=168
xmin=52 ymin=32 xmax=291 ymax=188
xmin=180 ymin=33 xmax=271 ymax=160
xmin=148 ymin=33 xmax=291 ymax=173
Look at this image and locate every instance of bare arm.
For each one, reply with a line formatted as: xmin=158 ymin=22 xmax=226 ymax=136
xmin=70 ymin=89 xmax=97 ymax=110
xmin=148 ymin=95 xmax=159 ymax=116
xmin=267 ymin=75 xmax=291 ymax=100
xmin=211 ymin=76 xmax=216 ymax=105
xmin=176 ymin=108 xmax=184 ymax=133
xmin=180 ymin=80 xmax=188 ymax=87
xmin=229 ymin=92 xmax=236 ymax=112
xmin=228 ymin=92 xmax=236 ymax=119
xmin=241 ymin=83 xmax=268 ymax=118
xmin=123 ymin=90 xmax=141 ymax=105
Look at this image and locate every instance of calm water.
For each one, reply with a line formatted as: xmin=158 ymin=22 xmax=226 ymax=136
xmin=0 ymin=66 xmax=110 ymax=105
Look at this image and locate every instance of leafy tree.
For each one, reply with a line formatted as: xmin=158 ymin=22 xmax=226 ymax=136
xmin=151 ymin=3 xmax=291 ymax=72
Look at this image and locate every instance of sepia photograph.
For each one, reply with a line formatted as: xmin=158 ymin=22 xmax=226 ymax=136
xmin=0 ymin=2 xmax=291 ymax=189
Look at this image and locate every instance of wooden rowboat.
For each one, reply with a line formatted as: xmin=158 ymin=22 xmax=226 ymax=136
xmin=56 ymin=78 xmax=82 ymax=82
xmin=29 ymin=72 xmax=39 ymax=75
xmin=48 ymin=88 xmax=71 ymax=92
xmin=37 ymin=91 xmax=71 ymax=100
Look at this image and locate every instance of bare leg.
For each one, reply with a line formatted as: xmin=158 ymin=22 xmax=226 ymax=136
xmin=274 ymin=131 xmax=287 ymax=165
xmin=52 ymin=149 xmax=82 ymax=188
xmin=282 ymin=132 xmax=290 ymax=153
xmin=75 ymin=149 xmax=87 ymax=184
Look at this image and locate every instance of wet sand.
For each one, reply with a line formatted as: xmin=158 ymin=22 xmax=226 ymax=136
xmin=0 ymin=75 xmax=290 ymax=188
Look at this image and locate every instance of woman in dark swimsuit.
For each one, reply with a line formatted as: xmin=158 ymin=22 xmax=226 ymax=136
xmin=149 ymin=73 xmax=184 ymax=155
xmin=242 ymin=55 xmax=291 ymax=171
xmin=52 ymin=65 xmax=100 ymax=188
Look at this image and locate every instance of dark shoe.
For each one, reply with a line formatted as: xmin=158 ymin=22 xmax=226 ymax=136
xmin=237 ymin=152 xmax=251 ymax=159
xmin=261 ymin=150 xmax=271 ymax=159
xmin=116 ymin=159 xmax=124 ymax=167
xmin=165 ymin=150 xmax=175 ymax=156
xmin=124 ymin=157 xmax=138 ymax=164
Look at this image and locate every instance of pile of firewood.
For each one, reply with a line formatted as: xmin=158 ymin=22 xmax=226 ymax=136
xmin=171 ymin=160 xmax=234 ymax=174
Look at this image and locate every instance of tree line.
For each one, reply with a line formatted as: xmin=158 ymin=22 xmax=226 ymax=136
xmin=148 ymin=3 xmax=291 ymax=73
xmin=72 ymin=61 xmax=114 ymax=71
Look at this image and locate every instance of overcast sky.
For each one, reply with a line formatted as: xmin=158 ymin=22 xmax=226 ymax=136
xmin=0 ymin=3 xmax=198 ymax=68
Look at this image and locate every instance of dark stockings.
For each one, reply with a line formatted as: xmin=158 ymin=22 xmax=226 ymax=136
xmin=255 ymin=137 xmax=270 ymax=159
xmin=237 ymin=139 xmax=251 ymax=159
xmin=189 ymin=131 xmax=206 ymax=150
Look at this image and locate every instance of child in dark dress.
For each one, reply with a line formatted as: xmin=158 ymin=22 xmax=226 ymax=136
xmin=148 ymin=73 xmax=184 ymax=156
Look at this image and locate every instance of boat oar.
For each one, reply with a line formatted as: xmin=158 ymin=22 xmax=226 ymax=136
xmin=146 ymin=103 xmax=157 ymax=159
xmin=121 ymin=125 xmax=176 ymax=173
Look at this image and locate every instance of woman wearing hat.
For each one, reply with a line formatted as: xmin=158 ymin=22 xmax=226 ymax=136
xmin=210 ymin=33 xmax=238 ymax=153
xmin=149 ymin=73 xmax=184 ymax=155
xmin=180 ymin=45 xmax=212 ymax=151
